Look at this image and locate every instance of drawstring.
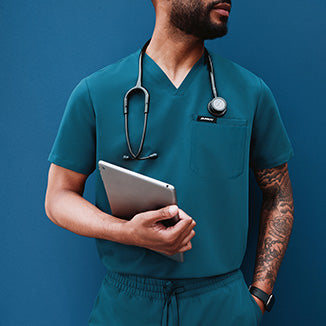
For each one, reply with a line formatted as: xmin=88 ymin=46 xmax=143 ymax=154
xmin=162 ymin=281 xmax=185 ymax=326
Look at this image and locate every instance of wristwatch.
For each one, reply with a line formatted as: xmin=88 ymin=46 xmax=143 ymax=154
xmin=248 ymin=285 xmax=275 ymax=312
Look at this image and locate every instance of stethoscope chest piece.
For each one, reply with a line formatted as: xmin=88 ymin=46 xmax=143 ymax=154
xmin=207 ymin=97 xmax=227 ymax=117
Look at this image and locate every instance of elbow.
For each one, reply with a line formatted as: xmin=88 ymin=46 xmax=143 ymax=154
xmin=44 ymin=189 xmax=59 ymax=226
xmin=44 ymin=193 xmax=51 ymax=220
xmin=44 ymin=191 xmax=53 ymax=222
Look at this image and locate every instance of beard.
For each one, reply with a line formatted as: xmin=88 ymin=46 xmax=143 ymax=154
xmin=170 ymin=0 xmax=231 ymax=40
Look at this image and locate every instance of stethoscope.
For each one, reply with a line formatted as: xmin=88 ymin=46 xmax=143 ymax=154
xmin=123 ymin=40 xmax=227 ymax=161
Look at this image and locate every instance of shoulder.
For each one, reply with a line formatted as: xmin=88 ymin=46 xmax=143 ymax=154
xmin=209 ymin=51 xmax=263 ymax=93
xmin=82 ymin=49 xmax=141 ymax=91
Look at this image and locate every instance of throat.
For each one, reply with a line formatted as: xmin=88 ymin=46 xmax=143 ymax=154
xmin=145 ymin=52 xmax=204 ymax=90
xmin=144 ymin=38 xmax=205 ymax=90
xmin=162 ymin=65 xmax=194 ymax=89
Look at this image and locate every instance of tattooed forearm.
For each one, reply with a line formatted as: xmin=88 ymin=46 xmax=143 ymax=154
xmin=252 ymin=163 xmax=294 ymax=293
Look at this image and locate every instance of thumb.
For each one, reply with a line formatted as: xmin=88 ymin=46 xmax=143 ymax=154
xmin=144 ymin=205 xmax=179 ymax=224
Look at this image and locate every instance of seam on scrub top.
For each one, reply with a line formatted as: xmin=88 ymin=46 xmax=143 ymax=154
xmin=253 ymin=77 xmax=264 ymax=120
xmin=191 ymin=113 xmax=248 ymax=126
xmin=251 ymin=148 xmax=295 ymax=170
xmin=48 ymin=154 xmax=95 ymax=175
xmin=172 ymin=58 xmax=204 ymax=97
xmin=84 ymin=77 xmax=96 ymax=117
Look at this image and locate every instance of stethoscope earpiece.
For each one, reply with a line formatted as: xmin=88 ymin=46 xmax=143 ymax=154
xmin=207 ymin=97 xmax=227 ymax=117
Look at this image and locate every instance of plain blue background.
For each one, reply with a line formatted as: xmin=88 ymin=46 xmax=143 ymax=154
xmin=1 ymin=1 xmax=325 ymax=325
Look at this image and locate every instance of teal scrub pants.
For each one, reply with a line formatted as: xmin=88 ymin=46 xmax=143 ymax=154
xmin=88 ymin=268 xmax=263 ymax=326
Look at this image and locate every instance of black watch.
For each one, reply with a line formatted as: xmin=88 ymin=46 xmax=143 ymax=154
xmin=248 ymin=285 xmax=275 ymax=312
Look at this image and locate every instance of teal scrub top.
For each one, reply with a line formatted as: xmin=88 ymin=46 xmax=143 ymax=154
xmin=48 ymin=49 xmax=294 ymax=278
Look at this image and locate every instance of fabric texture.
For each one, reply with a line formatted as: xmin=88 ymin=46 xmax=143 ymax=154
xmin=48 ymin=48 xmax=294 ymax=279
xmin=88 ymin=268 xmax=263 ymax=326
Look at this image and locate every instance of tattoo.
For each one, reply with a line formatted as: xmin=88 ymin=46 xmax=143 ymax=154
xmin=252 ymin=163 xmax=294 ymax=292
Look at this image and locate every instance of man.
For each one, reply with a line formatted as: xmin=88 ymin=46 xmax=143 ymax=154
xmin=45 ymin=1 xmax=294 ymax=325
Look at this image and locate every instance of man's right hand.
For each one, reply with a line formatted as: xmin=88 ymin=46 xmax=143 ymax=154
xmin=124 ymin=205 xmax=196 ymax=256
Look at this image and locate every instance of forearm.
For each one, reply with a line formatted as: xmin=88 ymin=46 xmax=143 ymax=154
xmin=45 ymin=189 xmax=131 ymax=244
xmin=252 ymin=198 xmax=293 ymax=293
xmin=252 ymin=163 xmax=294 ymax=294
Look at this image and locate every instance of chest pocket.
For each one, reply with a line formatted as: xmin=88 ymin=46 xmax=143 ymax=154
xmin=190 ymin=116 xmax=248 ymax=179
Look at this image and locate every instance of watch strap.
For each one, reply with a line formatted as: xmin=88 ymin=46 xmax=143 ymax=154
xmin=248 ymin=285 xmax=275 ymax=312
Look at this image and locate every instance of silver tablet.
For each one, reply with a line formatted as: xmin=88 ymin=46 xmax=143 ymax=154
xmin=98 ymin=160 xmax=183 ymax=262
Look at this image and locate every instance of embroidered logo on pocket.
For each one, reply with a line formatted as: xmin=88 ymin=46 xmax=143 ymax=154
xmin=196 ymin=115 xmax=217 ymax=123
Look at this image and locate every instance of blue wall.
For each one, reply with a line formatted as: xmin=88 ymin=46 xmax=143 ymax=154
xmin=1 ymin=1 xmax=325 ymax=325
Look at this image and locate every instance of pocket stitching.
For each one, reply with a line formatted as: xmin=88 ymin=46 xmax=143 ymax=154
xmin=189 ymin=118 xmax=248 ymax=179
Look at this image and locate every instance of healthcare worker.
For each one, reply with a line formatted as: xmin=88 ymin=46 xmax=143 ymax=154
xmin=45 ymin=1 xmax=295 ymax=325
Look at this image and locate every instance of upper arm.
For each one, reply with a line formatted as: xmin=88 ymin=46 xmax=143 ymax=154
xmin=253 ymin=163 xmax=293 ymax=200
xmin=45 ymin=163 xmax=89 ymax=202
xmin=249 ymin=78 xmax=294 ymax=170
xmin=44 ymin=163 xmax=90 ymax=225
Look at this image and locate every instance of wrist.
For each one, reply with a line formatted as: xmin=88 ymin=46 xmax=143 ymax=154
xmin=120 ymin=220 xmax=136 ymax=245
xmin=251 ymin=282 xmax=272 ymax=295
xmin=102 ymin=213 xmax=131 ymax=244
xmin=249 ymin=285 xmax=275 ymax=312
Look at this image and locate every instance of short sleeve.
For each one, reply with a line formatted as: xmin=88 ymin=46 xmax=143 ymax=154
xmin=48 ymin=78 xmax=96 ymax=175
xmin=249 ymin=78 xmax=294 ymax=170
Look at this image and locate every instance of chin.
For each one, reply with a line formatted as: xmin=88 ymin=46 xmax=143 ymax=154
xmin=210 ymin=12 xmax=229 ymax=25
xmin=203 ymin=26 xmax=228 ymax=40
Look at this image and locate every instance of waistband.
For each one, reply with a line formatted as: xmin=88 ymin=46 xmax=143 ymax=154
xmin=104 ymin=268 xmax=242 ymax=300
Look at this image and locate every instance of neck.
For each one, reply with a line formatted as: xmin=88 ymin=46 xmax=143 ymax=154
xmin=145 ymin=15 xmax=205 ymax=89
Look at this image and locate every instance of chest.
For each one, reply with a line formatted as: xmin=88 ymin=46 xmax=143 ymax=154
xmin=94 ymin=73 xmax=255 ymax=181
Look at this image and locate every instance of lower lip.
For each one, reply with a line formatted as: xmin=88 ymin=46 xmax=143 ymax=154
xmin=213 ymin=9 xmax=230 ymax=17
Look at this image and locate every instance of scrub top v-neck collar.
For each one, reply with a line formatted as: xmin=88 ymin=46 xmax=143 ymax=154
xmin=142 ymin=51 xmax=206 ymax=97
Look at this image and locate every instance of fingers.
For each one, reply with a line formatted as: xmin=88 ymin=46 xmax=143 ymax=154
xmin=176 ymin=218 xmax=196 ymax=243
xmin=178 ymin=241 xmax=192 ymax=253
xmin=169 ymin=208 xmax=194 ymax=234
xmin=180 ymin=229 xmax=195 ymax=247
xmin=162 ymin=213 xmax=196 ymax=255
xmin=168 ymin=216 xmax=193 ymax=237
xmin=131 ymin=205 xmax=197 ymax=256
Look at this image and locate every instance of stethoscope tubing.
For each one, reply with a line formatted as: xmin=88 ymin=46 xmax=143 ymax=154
xmin=123 ymin=40 xmax=227 ymax=160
